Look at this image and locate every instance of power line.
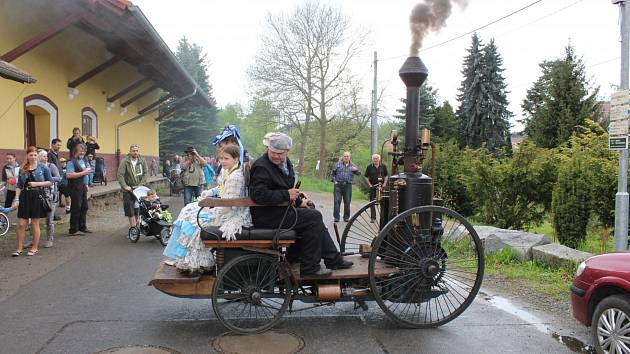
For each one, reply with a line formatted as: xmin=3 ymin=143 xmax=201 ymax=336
xmin=378 ymin=0 xmax=545 ymax=62
xmin=495 ymin=0 xmax=584 ymax=39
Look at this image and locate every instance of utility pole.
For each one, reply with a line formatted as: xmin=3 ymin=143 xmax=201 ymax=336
xmin=614 ymin=0 xmax=630 ymax=251
xmin=371 ymin=51 xmax=378 ymax=155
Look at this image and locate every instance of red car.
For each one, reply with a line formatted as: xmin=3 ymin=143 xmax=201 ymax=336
xmin=571 ymin=252 xmax=630 ymax=354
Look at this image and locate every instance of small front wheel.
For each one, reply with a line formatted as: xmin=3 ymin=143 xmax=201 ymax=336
xmin=128 ymin=226 xmax=140 ymax=243
xmin=0 ymin=212 xmax=9 ymax=236
xmin=159 ymin=227 xmax=171 ymax=246
xmin=212 ymin=253 xmax=292 ymax=334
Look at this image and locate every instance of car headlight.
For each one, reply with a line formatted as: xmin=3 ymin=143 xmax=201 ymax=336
xmin=576 ymin=261 xmax=586 ymax=277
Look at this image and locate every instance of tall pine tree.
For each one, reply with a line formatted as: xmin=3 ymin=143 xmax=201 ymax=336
xmin=457 ymin=35 xmax=511 ymax=152
xmin=159 ymin=37 xmax=217 ymax=158
xmin=522 ymin=45 xmax=599 ymax=148
xmin=457 ymin=33 xmax=484 ymax=148
xmin=480 ymin=39 xmax=512 ymax=152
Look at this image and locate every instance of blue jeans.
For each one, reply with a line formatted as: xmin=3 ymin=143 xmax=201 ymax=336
xmin=333 ymin=183 xmax=352 ymax=221
xmin=183 ymin=186 xmax=202 ymax=205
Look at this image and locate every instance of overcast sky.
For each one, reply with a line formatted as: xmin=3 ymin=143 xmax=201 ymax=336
xmin=134 ymin=0 xmax=620 ymax=132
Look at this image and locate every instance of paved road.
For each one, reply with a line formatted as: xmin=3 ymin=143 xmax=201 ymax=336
xmin=0 ymin=194 xmax=591 ymax=354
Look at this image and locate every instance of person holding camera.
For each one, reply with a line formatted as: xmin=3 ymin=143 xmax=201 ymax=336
xmin=66 ymin=127 xmax=85 ymax=156
xmin=85 ymin=136 xmax=100 ymax=158
xmin=181 ymin=146 xmax=206 ymax=205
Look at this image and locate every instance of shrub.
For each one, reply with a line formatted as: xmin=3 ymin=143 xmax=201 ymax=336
xmin=427 ymin=141 xmax=474 ymax=216
xmin=552 ymin=155 xmax=591 ymax=248
xmin=461 ymin=140 xmax=560 ymax=229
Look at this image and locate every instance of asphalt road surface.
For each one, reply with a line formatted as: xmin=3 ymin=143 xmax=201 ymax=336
xmin=0 ymin=194 xmax=591 ymax=354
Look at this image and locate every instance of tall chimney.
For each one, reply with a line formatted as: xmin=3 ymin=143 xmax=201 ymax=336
xmin=398 ymin=56 xmax=428 ymax=173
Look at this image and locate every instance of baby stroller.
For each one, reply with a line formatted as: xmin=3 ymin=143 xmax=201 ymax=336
xmin=0 ymin=186 xmax=13 ymax=237
xmin=93 ymin=157 xmax=107 ymax=185
xmin=128 ymin=187 xmax=172 ymax=246
xmin=168 ymin=167 xmax=183 ymax=196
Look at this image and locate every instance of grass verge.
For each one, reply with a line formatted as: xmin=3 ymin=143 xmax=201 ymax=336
xmin=484 ymin=248 xmax=575 ymax=302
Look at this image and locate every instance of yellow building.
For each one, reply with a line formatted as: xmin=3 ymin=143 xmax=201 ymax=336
xmin=0 ymin=0 xmax=211 ymax=180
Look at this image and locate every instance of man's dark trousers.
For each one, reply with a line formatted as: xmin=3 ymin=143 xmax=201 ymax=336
xmin=69 ymin=187 xmax=88 ymax=232
xmin=252 ymin=207 xmax=340 ymax=274
xmin=333 ymin=183 xmax=352 ymax=221
xmin=368 ymin=187 xmax=377 ymax=220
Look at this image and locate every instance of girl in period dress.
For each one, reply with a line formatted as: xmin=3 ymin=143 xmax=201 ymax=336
xmin=164 ymin=144 xmax=251 ymax=274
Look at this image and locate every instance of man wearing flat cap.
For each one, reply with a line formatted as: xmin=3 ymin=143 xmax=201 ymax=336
xmin=249 ymin=133 xmax=353 ymax=276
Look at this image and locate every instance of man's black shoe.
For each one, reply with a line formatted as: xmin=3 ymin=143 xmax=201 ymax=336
xmin=68 ymin=230 xmax=83 ymax=236
xmin=302 ymin=268 xmax=332 ymax=277
xmin=343 ymin=218 xmax=349 ymax=222
xmin=80 ymin=229 xmax=93 ymax=234
xmin=333 ymin=219 xmax=339 ymax=223
xmin=327 ymin=259 xmax=354 ymax=270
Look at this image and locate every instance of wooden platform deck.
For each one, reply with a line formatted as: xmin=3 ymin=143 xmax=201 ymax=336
xmin=149 ymin=256 xmax=398 ymax=298
xmin=296 ymin=255 xmax=398 ymax=280
xmin=149 ymin=262 xmax=215 ymax=298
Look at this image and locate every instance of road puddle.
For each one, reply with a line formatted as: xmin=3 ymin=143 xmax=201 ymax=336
xmin=482 ymin=293 xmax=594 ymax=353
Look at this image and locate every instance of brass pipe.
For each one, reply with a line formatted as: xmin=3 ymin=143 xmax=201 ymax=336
xmin=430 ymin=143 xmax=438 ymax=203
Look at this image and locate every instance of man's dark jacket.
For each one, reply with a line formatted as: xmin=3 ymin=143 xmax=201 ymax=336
xmin=48 ymin=149 xmax=62 ymax=173
xmin=249 ymin=154 xmax=302 ymax=225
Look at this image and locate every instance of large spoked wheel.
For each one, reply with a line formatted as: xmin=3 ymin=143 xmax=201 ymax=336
xmin=212 ymin=253 xmax=292 ymax=334
xmin=340 ymin=200 xmax=382 ymax=254
xmin=369 ymin=205 xmax=484 ymax=328
xmin=0 ymin=213 xmax=9 ymax=236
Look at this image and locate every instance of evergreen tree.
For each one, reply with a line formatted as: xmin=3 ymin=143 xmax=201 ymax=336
xmin=432 ymin=101 xmax=460 ymax=143
xmin=522 ymin=45 xmax=599 ymax=148
xmin=159 ymin=37 xmax=217 ymax=158
xmin=480 ymin=40 xmax=512 ymax=152
xmin=457 ymin=35 xmax=511 ymax=152
xmin=457 ymin=33 xmax=484 ymax=147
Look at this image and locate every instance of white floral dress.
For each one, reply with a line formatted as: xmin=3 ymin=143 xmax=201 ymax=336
xmin=174 ymin=166 xmax=252 ymax=272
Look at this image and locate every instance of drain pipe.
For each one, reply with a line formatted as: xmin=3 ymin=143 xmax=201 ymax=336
xmin=115 ymin=87 xmax=197 ymax=166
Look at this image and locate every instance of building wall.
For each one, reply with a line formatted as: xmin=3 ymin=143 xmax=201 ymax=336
xmin=0 ymin=3 xmax=162 ymax=180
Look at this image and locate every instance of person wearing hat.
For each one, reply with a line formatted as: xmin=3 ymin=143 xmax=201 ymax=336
xmin=117 ymin=144 xmax=148 ymax=228
xmin=181 ymin=146 xmax=207 ymax=205
xmin=249 ymin=132 xmax=353 ymax=276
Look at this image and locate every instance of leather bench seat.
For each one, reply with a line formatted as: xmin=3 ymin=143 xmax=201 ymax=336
xmin=200 ymin=226 xmax=296 ymax=241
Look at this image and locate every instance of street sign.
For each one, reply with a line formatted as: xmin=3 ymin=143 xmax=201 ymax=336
xmin=610 ymin=136 xmax=629 ymax=150
xmin=609 ymin=90 xmax=630 ymax=149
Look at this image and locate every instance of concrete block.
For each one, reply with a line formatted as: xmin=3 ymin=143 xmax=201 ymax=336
xmin=532 ymin=243 xmax=592 ymax=268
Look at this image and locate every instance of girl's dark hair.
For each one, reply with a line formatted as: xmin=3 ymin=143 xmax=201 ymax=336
xmin=221 ymin=144 xmax=240 ymax=160
xmin=21 ymin=146 xmax=38 ymax=173
xmin=220 ymin=136 xmax=238 ymax=146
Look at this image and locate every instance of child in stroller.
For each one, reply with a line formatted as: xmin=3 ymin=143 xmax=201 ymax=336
xmin=128 ymin=187 xmax=172 ymax=246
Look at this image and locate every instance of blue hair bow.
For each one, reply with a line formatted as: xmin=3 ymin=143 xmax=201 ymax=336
xmin=212 ymin=125 xmax=245 ymax=163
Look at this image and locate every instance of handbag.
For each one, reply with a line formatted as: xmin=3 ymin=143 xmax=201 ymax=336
xmin=38 ymin=190 xmax=53 ymax=213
